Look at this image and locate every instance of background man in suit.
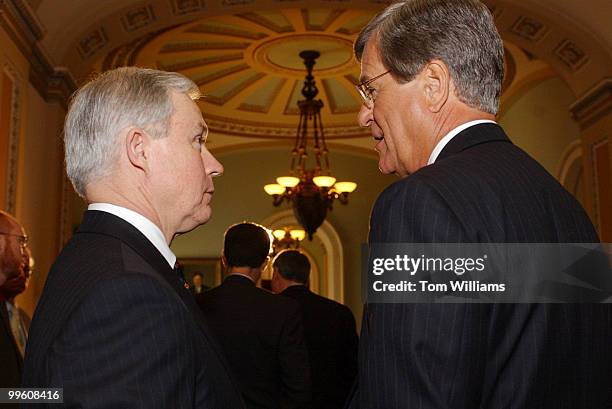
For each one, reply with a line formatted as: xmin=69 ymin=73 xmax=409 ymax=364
xmin=351 ymin=0 xmax=612 ymax=408
xmin=191 ymin=272 xmax=206 ymax=294
xmin=271 ymin=250 xmax=358 ymax=409
xmin=23 ymin=67 xmax=245 ymax=408
xmin=190 ymin=271 xmax=209 ymax=306
xmin=0 ymin=211 xmax=29 ymax=389
xmin=200 ymin=223 xmax=311 ymax=409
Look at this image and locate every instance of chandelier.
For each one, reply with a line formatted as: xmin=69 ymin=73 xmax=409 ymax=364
xmin=263 ymin=50 xmax=357 ymax=240
xmin=272 ymin=227 xmax=306 ymax=253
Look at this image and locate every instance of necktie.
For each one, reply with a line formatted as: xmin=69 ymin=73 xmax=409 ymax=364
xmin=6 ymin=302 xmax=26 ymax=357
xmin=174 ymin=262 xmax=190 ymax=290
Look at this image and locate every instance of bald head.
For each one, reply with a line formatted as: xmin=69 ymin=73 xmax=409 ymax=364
xmin=0 ymin=211 xmax=27 ymax=286
xmin=0 ymin=210 xmax=17 ymax=231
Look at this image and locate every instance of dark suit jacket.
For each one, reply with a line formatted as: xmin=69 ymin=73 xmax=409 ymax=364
xmin=22 ymin=210 xmax=245 ymax=408
xmin=280 ymin=285 xmax=358 ymax=409
xmin=199 ymin=275 xmax=311 ymax=409
xmin=353 ymin=123 xmax=612 ymax=408
xmin=0 ymin=299 xmax=22 ymax=388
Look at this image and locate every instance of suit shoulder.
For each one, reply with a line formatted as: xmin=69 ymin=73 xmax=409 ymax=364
xmin=257 ymin=286 xmax=300 ymax=309
xmin=373 ymin=171 xmax=450 ymax=216
xmin=49 ymin=232 xmax=125 ymax=279
xmin=203 ymin=281 xmax=299 ymax=311
xmin=309 ymin=292 xmax=354 ymax=319
xmin=308 ymin=291 xmax=349 ymax=310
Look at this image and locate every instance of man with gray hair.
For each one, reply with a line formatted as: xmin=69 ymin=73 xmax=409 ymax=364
xmin=352 ymin=0 xmax=610 ymax=408
xmin=23 ymin=67 xmax=245 ymax=408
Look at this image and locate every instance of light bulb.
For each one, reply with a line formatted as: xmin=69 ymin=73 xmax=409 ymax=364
xmin=313 ymin=176 xmax=336 ymax=188
xmin=264 ymin=184 xmax=286 ymax=195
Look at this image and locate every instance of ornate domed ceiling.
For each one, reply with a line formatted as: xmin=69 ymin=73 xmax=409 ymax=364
xmin=89 ymin=5 xmax=559 ymax=147
xmin=131 ymin=8 xmax=376 ymax=140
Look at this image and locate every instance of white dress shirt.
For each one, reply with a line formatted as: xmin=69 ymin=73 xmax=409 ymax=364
xmin=88 ymin=203 xmax=176 ymax=268
xmin=427 ymin=119 xmax=497 ymax=165
xmin=227 ymin=273 xmax=256 ymax=283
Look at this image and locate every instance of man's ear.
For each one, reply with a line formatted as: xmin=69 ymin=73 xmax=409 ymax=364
xmin=221 ymin=254 xmax=227 ymax=269
xmin=422 ymin=59 xmax=450 ymax=113
xmin=125 ymin=128 xmax=149 ymax=172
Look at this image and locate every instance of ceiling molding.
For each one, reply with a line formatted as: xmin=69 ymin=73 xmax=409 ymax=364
xmin=0 ymin=0 xmax=43 ymax=46
xmin=1 ymin=0 xmax=76 ymax=106
xmin=488 ymin=0 xmax=611 ymax=97
xmin=569 ymin=78 xmax=612 ymax=130
xmin=205 ymin=113 xmax=369 ymax=140
xmin=29 ymin=47 xmax=76 ymax=108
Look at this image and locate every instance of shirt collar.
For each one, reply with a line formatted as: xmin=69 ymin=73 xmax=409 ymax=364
xmin=227 ymin=273 xmax=256 ymax=283
xmin=427 ymin=119 xmax=497 ymax=165
xmin=88 ymin=203 xmax=176 ymax=268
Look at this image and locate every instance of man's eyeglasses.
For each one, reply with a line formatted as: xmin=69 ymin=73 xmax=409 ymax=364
xmin=355 ymin=70 xmax=391 ymax=107
xmin=0 ymin=232 xmax=28 ymax=250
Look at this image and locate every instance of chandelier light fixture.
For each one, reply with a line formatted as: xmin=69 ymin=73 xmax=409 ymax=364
xmin=271 ymin=227 xmax=306 ymax=253
xmin=263 ymin=50 xmax=357 ymax=240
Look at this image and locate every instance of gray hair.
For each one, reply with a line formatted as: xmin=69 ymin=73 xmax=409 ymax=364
xmin=64 ymin=67 xmax=201 ymax=197
xmin=354 ymin=0 xmax=504 ymax=114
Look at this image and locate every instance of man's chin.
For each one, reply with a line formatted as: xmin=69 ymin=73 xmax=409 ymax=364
xmin=192 ymin=208 xmax=213 ymax=227
xmin=377 ymin=159 xmax=395 ymax=175
xmin=175 ymin=211 xmax=211 ymax=236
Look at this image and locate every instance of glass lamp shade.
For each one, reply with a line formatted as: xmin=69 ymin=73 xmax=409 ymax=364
xmin=276 ymin=176 xmax=300 ymax=188
xmin=312 ymin=175 xmax=336 ymax=188
xmin=289 ymin=229 xmax=306 ymax=241
xmin=264 ymin=184 xmax=286 ymax=195
xmin=272 ymin=229 xmax=286 ymax=240
xmin=334 ymin=181 xmax=357 ymax=193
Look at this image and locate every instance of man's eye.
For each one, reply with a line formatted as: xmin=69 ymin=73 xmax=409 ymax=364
xmin=193 ymin=136 xmax=204 ymax=149
xmin=366 ymin=86 xmax=377 ymax=97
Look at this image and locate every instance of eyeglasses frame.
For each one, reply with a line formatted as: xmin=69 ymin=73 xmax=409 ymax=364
xmin=0 ymin=232 xmax=29 ymax=251
xmin=355 ymin=70 xmax=391 ymax=107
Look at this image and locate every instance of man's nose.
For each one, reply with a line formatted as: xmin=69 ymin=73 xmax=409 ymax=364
xmin=206 ymin=151 xmax=223 ymax=177
xmin=357 ymin=103 xmax=373 ymax=128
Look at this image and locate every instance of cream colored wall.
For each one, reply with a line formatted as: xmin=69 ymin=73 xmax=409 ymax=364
xmin=1 ymin=25 xmax=67 ymax=317
xmin=498 ymin=76 xmax=581 ymax=177
xmin=14 ymin=86 xmax=65 ymax=317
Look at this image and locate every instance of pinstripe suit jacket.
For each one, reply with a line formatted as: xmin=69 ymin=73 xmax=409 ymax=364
xmin=354 ymin=123 xmax=612 ymax=409
xmin=22 ymin=211 xmax=245 ymax=409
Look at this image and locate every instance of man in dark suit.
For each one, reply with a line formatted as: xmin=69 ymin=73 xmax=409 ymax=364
xmin=189 ymin=271 xmax=209 ymax=306
xmin=23 ymin=67 xmax=245 ymax=408
xmin=199 ymin=223 xmax=311 ymax=409
xmin=350 ymin=1 xmax=612 ymax=408
xmin=0 ymin=211 xmax=29 ymax=389
xmin=271 ymin=250 xmax=358 ymax=409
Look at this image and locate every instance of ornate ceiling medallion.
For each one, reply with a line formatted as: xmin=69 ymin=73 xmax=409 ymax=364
xmin=133 ymin=8 xmax=376 ymax=140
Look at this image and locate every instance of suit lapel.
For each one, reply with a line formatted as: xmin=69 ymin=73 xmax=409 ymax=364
xmin=436 ymin=122 xmax=511 ymax=162
xmin=79 ymin=211 xmax=239 ymax=385
xmin=78 ymin=210 xmax=175 ymax=280
xmin=79 ymin=211 xmax=205 ymax=324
